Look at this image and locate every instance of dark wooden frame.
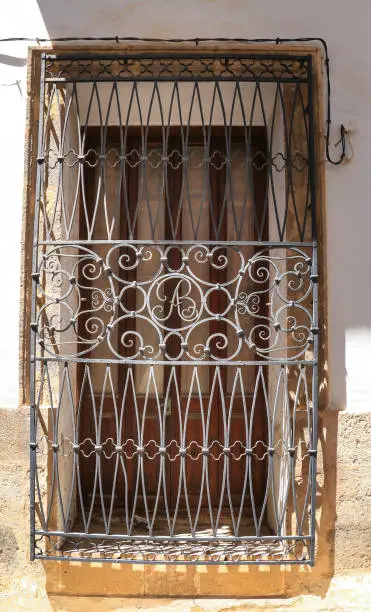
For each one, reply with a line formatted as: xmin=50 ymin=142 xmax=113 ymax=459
xmin=77 ymin=125 xmax=268 ymax=519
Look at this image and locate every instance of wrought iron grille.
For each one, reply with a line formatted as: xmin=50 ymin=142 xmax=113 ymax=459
xmin=30 ymin=51 xmax=318 ymax=564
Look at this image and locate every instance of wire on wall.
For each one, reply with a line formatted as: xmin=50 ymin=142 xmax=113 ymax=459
xmin=0 ymin=35 xmax=346 ymax=165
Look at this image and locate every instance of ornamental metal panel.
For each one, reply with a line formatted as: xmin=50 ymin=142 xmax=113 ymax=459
xmin=30 ymin=51 xmax=318 ymax=564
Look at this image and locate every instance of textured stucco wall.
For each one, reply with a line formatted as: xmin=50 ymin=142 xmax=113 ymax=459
xmin=0 ymin=0 xmax=371 ymax=608
xmin=1 ymin=406 xmax=370 ymax=607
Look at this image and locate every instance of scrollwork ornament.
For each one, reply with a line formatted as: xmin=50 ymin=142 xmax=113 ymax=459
xmin=34 ymin=243 xmax=313 ymax=361
xmin=148 ymin=274 xmax=203 ymax=331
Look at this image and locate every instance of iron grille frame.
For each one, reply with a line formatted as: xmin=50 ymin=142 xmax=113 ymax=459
xmin=29 ymin=48 xmax=319 ymax=565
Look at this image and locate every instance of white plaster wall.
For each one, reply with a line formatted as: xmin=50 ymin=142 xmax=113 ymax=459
xmin=0 ymin=0 xmax=371 ymax=412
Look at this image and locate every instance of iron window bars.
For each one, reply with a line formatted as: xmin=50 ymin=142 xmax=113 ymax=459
xmin=30 ymin=51 xmax=318 ymax=564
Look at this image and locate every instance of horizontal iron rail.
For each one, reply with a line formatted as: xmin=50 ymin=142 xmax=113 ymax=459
xmin=45 ymin=52 xmax=311 ymax=60
xmin=35 ymin=357 xmax=316 ymax=366
xmin=35 ymin=530 xmax=311 ymax=542
xmin=38 ymin=240 xmax=316 ymax=247
xmin=45 ymin=76 xmax=309 ymax=84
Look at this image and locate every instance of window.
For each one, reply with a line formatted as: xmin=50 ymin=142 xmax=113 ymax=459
xmin=30 ymin=50 xmax=318 ymax=564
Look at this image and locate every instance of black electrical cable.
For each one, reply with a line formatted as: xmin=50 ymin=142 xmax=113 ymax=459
xmin=0 ymin=35 xmax=346 ymax=165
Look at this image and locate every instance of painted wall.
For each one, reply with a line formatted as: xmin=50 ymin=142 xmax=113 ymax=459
xmin=1 ymin=0 xmax=371 ymax=412
xmin=1 ymin=1 xmax=371 ymax=606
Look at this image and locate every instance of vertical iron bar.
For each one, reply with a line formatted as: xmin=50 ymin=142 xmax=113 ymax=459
xmin=30 ymin=53 xmax=46 ymax=561
xmin=307 ymin=55 xmax=317 ymax=242
xmin=307 ymin=54 xmax=318 ymax=565
xmin=310 ymin=245 xmax=318 ymax=565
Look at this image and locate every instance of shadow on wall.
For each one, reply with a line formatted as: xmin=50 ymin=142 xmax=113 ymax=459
xmin=0 ymin=55 xmax=27 ymax=67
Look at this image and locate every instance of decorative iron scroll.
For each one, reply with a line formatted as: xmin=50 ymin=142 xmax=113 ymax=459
xmin=45 ymin=54 xmax=309 ymax=82
xmin=34 ymin=244 xmax=314 ymax=361
xmin=30 ymin=51 xmax=318 ymax=565
xmin=32 ymin=361 xmax=315 ymax=563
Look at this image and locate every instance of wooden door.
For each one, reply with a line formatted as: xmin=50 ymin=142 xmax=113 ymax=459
xmin=78 ymin=126 xmax=268 ymax=527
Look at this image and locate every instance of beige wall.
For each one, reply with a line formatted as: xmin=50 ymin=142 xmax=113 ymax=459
xmin=1 ymin=406 xmax=370 ymax=607
xmin=0 ymin=0 xmax=371 ymax=608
